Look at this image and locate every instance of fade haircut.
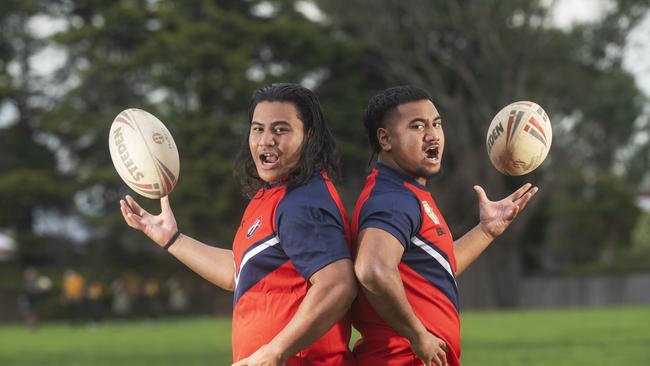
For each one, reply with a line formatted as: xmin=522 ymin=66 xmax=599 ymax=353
xmin=234 ymin=83 xmax=340 ymax=197
xmin=363 ymin=85 xmax=433 ymax=153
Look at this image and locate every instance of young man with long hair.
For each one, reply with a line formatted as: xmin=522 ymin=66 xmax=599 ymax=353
xmin=120 ymin=83 xmax=357 ymax=366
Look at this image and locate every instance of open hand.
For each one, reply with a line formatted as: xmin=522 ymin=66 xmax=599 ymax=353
xmin=119 ymin=195 xmax=178 ymax=247
xmin=474 ymin=183 xmax=538 ymax=240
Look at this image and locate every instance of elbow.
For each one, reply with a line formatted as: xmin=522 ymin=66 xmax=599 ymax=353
xmin=354 ymin=261 xmax=386 ymax=295
xmin=224 ymin=280 xmax=235 ymax=292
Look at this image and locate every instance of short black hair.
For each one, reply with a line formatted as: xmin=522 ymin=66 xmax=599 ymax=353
xmin=363 ymin=85 xmax=433 ymax=153
xmin=234 ymin=83 xmax=340 ymax=197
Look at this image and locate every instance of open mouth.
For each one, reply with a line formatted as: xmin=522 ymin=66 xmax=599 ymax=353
xmin=260 ymin=152 xmax=279 ymax=167
xmin=425 ymin=145 xmax=439 ymax=161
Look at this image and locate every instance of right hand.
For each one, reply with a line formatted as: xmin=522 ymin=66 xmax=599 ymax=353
xmin=411 ymin=331 xmax=449 ymax=366
xmin=119 ymin=195 xmax=178 ymax=248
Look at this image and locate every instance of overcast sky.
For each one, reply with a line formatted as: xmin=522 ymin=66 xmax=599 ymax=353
xmin=552 ymin=0 xmax=650 ymax=95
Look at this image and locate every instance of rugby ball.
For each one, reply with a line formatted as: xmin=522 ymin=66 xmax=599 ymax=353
xmin=486 ymin=101 xmax=552 ymax=176
xmin=108 ymin=108 xmax=179 ymax=199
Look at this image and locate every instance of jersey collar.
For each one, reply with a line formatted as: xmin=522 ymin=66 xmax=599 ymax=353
xmin=376 ymin=162 xmax=428 ymax=191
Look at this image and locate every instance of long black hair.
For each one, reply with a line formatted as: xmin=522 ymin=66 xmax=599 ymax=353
xmin=234 ymin=83 xmax=340 ymax=197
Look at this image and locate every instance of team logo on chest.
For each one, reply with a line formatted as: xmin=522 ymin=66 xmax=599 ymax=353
xmin=421 ymin=201 xmax=440 ymax=225
xmin=246 ymin=216 xmax=262 ymax=238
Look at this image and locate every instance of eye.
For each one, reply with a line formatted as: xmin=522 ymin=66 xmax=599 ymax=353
xmin=433 ymin=121 xmax=442 ymax=128
xmin=251 ymin=125 xmax=263 ymax=133
xmin=411 ymin=122 xmax=425 ymax=130
xmin=273 ymin=127 xmax=289 ymax=134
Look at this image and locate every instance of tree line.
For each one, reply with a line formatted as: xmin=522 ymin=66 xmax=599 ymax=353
xmin=1 ymin=0 xmax=649 ymax=307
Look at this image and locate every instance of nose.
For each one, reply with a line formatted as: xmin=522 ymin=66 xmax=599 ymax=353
xmin=259 ymin=129 xmax=276 ymax=147
xmin=424 ymin=124 xmax=440 ymax=142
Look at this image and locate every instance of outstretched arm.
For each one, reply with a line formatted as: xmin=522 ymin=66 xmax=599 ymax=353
xmin=120 ymin=195 xmax=236 ymax=291
xmin=454 ymin=183 xmax=538 ymax=276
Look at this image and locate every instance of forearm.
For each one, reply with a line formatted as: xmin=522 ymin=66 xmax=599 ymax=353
xmin=168 ymin=234 xmax=235 ymax=291
xmin=453 ymin=224 xmax=494 ymax=276
xmin=268 ymin=263 xmax=356 ymax=359
xmin=359 ymin=268 xmax=427 ymax=343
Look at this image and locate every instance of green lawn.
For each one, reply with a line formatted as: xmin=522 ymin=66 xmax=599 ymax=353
xmin=0 ymin=306 xmax=649 ymax=365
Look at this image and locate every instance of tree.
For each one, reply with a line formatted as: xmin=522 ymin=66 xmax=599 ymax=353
xmin=322 ymin=0 xmax=650 ymax=306
xmin=39 ymin=0 xmax=373 ymax=265
xmin=0 ymin=0 xmax=72 ymax=264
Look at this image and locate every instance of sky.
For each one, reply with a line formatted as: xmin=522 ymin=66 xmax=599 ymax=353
xmin=551 ymin=0 xmax=650 ymax=95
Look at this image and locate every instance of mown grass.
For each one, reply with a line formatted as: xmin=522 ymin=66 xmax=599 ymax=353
xmin=1 ymin=306 xmax=649 ymax=365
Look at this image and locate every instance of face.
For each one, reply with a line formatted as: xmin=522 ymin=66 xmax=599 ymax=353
xmin=249 ymin=101 xmax=305 ymax=184
xmin=378 ymin=99 xmax=444 ymax=184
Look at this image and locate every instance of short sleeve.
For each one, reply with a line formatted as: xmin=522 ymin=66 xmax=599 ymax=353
xmin=277 ymin=205 xmax=351 ymax=281
xmin=359 ymin=192 xmax=421 ymax=249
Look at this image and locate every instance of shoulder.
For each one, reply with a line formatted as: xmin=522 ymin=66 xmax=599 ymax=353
xmin=361 ymin=184 xmax=421 ymax=216
xmin=278 ymin=174 xmax=339 ymax=214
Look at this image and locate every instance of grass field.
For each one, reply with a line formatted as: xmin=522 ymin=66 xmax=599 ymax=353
xmin=1 ymin=306 xmax=649 ymax=365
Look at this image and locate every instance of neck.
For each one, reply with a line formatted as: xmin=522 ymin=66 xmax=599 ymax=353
xmin=377 ymin=153 xmax=427 ymax=186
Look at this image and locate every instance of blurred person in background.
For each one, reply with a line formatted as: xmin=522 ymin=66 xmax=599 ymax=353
xmin=166 ymin=275 xmax=188 ymax=315
xmin=111 ymin=275 xmax=132 ymax=318
xmin=123 ymin=271 xmax=142 ymax=316
xmin=61 ymin=269 xmax=86 ymax=325
xmin=143 ymin=277 xmax=163 ymax=318
xmin=119 ymin=83 xmax=357 ymax=366
xmin=19 ymin=267 xmax=41 ymax=328
xmin=87 ymin=279 xmax=104 ymax=325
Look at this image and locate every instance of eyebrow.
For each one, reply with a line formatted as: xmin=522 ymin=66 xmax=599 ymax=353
xmin=409 ymin=116 xmax=442 ymax=123
xmin=251 ymin=120 xmax=292 ymax=127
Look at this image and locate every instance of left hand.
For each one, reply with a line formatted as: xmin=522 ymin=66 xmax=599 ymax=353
xmin=474 ymin=183 xmax=538 ymax=240
xmin=231 ymin=344 xmax=287 ymax=366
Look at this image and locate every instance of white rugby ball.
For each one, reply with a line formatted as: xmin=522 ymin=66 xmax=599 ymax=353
xmin=108 ymin=108 xmax=180 ymax=199
xmin=486 ymin=101 xmax=552 ymax=176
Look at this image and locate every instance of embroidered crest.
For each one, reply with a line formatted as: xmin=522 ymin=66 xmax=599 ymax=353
xmin=421 ymin=201 xmax=440 ymax=225
xmin=246 ymin=217 xmax=262 ymax=238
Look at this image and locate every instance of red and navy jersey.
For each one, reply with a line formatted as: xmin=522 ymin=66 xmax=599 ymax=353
xmin=231 ymin=172 xmax=355 ymax=366
xmin=351 ymin=163 xmax=460 ymax=366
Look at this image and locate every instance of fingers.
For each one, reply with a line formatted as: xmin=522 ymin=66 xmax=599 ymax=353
xmin=231 ymin=359 xmax=247 ymax=366
xmin=437 ymin=340 xmax=448 ymax=366
xmin=161 ymin=195 xmax=172 ymax=212
xmin=125 ymin=195 xmax=146 ymax=216
xmin=431 ymin=354 xmax=443 ymax=366
xmin=439 ymin=340 xmax=449 ymax=353
xmin=473 ymin=185 xmax=488 ymax=204
xmin=509 ymin=183 xmax=533 ymax=200
xmin=120 ymin=200 xmax=145 ymax=231
xmin=515 ymin=186 xmax=539 ymax=211
xmin=439 ymin=351 xmax=447 ymax=366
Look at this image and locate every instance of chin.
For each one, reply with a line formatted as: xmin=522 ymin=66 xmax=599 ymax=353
xmin=416 ymin=167 xmax=440 ymax=179
xmin=257 ymin=169 xmax=286 ymax=184
xmin=257 ymin=172 xmax=275 ymax=183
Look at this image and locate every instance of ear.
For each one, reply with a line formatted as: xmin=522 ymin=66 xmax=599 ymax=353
xmin=377 ymin=127 xmax=392 ymax=151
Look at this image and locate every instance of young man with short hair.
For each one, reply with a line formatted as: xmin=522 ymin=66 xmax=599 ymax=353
xmin=351 ymin=85 xmax=537 ymax=366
